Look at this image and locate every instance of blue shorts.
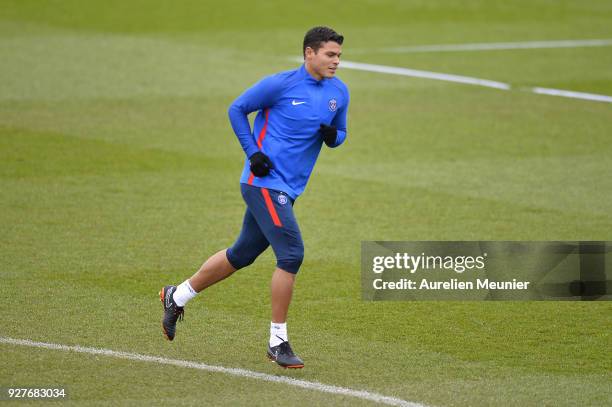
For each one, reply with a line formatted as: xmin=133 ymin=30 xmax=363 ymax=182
xmin=226 ymin=183 xmax=304 ymax=274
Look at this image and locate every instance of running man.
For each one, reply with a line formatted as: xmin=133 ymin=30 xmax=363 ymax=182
xmin=160 ymin=26 xmax=349 ymax=369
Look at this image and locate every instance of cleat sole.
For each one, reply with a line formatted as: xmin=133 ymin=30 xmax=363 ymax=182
xmin=267 ymin=352 xmax=304 ymax=369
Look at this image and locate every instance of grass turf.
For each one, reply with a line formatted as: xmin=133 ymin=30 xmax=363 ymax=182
xmin=1 ymin=1 xmax=611 ymax=406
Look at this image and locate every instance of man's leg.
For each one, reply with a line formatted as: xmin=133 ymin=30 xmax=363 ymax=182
xmin=188 ymin=249 xmax=237 ymax=292
xmin=269 ymin=267 xmax=301 ymax=368
xmin=161 ymin=207 xmax=269 ymax=341
xmin=271 ymin=267 xmax=296 ymax=323
xmin=239 ymin=185 xmax=305 ymax=368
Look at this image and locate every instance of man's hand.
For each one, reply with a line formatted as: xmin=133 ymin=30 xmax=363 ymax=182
xmin=249 ymin=152 xmax=274 ymax=177
xmin=320 ymin=124 xmax=337 ymax=147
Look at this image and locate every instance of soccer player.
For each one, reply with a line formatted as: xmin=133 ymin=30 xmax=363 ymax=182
xmin=160 ymin=26 xmax=349 ymax=369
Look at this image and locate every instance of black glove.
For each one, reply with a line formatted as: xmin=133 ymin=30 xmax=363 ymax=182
xmin=320 ymin=124 xmax=337 ymax=147
xmin=249 ymin=151 xmax=274 ymax=177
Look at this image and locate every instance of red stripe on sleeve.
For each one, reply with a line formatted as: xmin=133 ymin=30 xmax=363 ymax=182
xmin=249 ymin=108 xmax=270 ymax=185
xmin=256 ymin=108 xmax=270 ymax=149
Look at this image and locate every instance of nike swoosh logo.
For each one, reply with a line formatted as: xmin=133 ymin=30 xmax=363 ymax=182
xmin=292 ymin=100 xmax=306 ymax=105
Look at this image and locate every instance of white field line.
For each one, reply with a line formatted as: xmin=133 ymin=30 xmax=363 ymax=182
xmin=0 ymin=336 xmax=425 ymax=407
xmin=335 ymin=60 xmax=612 ymax=103
xmin=339 ymin=60 xmax=511 ymax=90
xmin=531 ymin=87 xmax=612 ymax=103
xmin=357 ymin=39 xmax=612 ymax=54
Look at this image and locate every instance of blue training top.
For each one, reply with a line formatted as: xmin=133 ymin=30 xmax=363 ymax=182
xmin=228 ymin=64 xmax=350 ymax=199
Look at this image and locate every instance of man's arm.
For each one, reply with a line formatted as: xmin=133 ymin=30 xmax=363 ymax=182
xmin=228 ymin=75 xmax=283 ymax=157
xmin=327 ymin=89 xmax=350 ymax=148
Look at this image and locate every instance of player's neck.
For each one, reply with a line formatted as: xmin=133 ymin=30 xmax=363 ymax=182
xmin=304 ymin=63 xmax=322 ymax=81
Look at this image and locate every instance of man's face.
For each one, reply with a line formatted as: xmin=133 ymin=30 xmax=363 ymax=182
xmin=305 ymin=41 xmax=342 ymax=80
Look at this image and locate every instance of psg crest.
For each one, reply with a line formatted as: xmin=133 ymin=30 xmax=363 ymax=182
xmin=328 ymin=98 xmax=337 ymax=112
xmin=277 ymin=194 xmax=288 ymax=205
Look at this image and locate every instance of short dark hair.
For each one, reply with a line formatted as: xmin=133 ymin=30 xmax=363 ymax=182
xmin=303 ymin=26 xmax=344 ymax=57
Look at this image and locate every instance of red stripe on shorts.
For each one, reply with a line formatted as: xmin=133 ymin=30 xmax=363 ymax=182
xmin=261 ymin=188 xmax=282 ymax=227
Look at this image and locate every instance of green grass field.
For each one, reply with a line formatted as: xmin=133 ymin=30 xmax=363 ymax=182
xmin=1 ymin=1 xmax=611 ymax=405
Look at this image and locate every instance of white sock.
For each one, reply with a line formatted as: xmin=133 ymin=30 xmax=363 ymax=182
xmin=173 ymin=280 xmax=197 ymax=307
xmin=269 ymin=322 xmax=288 ymax=347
